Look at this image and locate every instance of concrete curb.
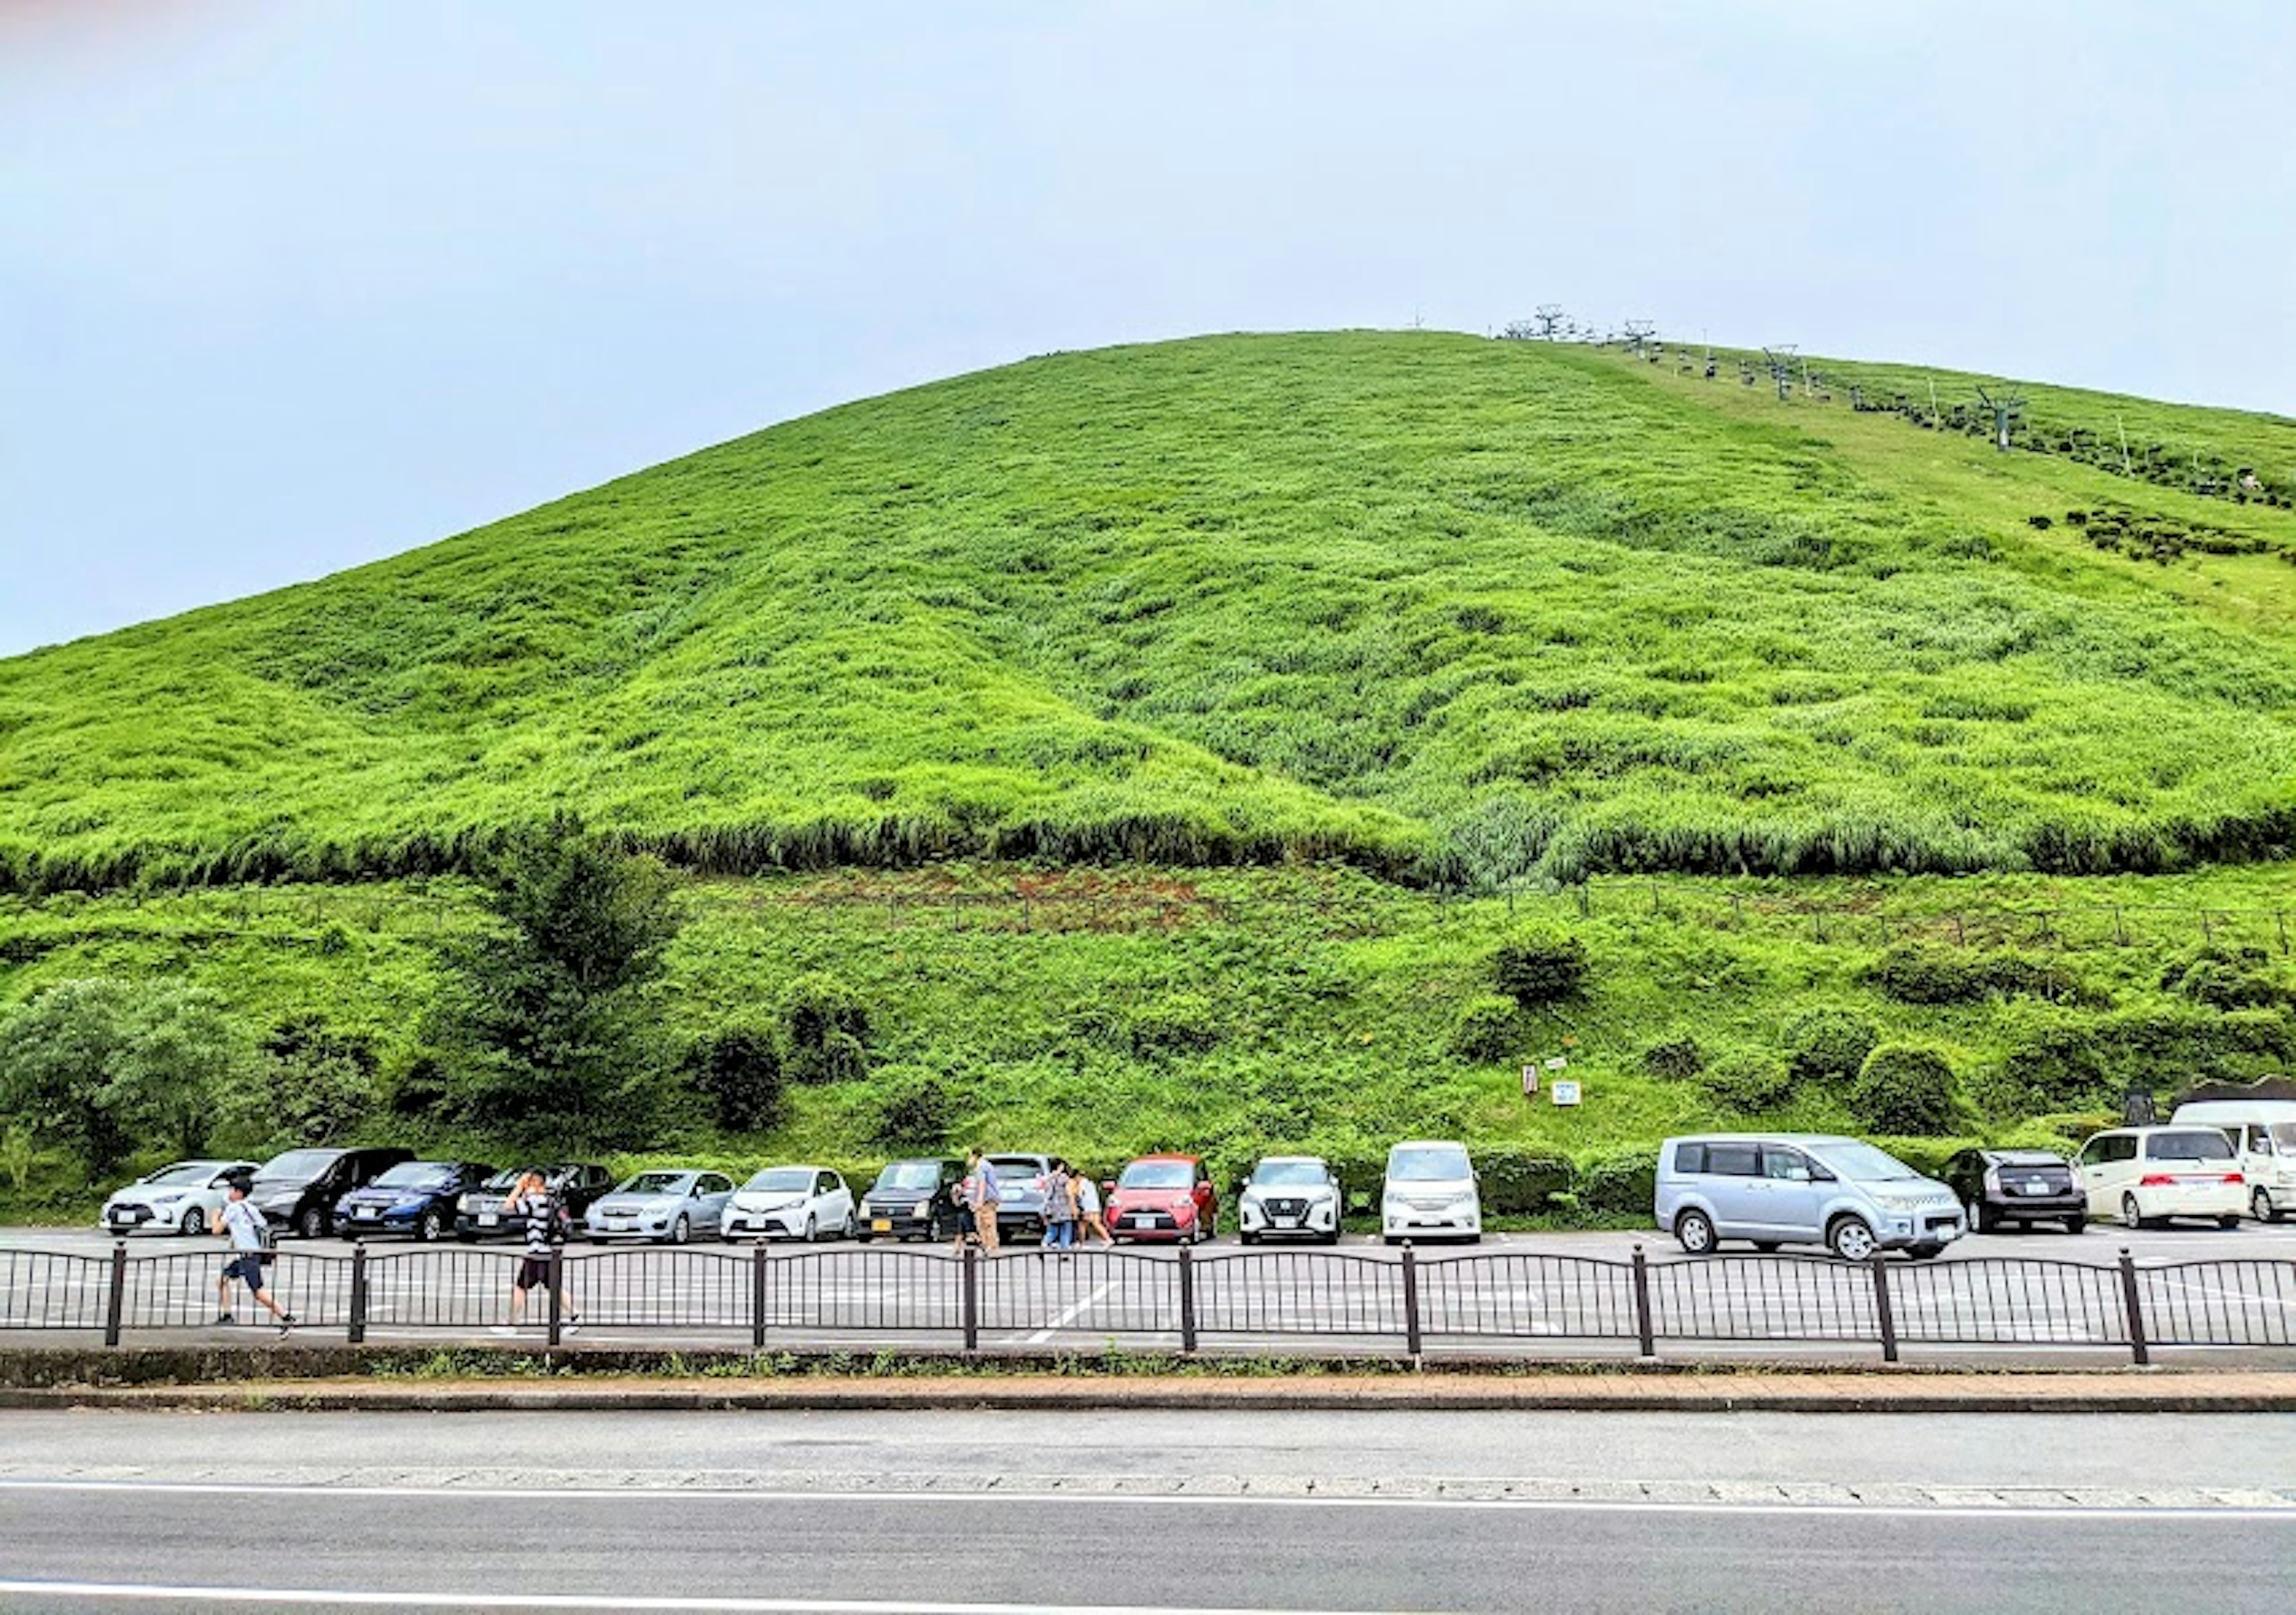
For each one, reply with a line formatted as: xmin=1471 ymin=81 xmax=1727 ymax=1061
xmin=7 ymin=1370 xmax=2295 ymax=1415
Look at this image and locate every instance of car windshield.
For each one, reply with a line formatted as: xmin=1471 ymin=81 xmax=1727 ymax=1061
xmin=1388 ymin=1147 xmax=1470 ymax=1182
xmin=2271 ymin=1124 xmax=2296 ymax=1150
xmin=256 ymin=1150 xmax=339 ymax=1180
xmin=145 ymin=1163 xmax=217 ymax=1187
xmin=1816 ymin=1143 xmax=1921 ymax=1182
xmin=1253 ymin=1161 xmax=1327 ymax=1186
xmin=990 ymin=1161 xmax=1042 ymax=1180
xmin=1119 ymin=1161 xmax=1192 ymax=1189
xmin=620 ymin=1173 xmax=692 ymax=1195
xmin=875 ymin=1162 xmax=941 ymax=1191
xmin=745 ymin=1168 xmax=814 ymax=1192
xmin=2148 ymin=1131 xmax=2234 ymax=1162
xmin=372 ymin=1162 xmax=450 ymax=1189
xmin=480 ymin=1170 xmax=521 ymax=1190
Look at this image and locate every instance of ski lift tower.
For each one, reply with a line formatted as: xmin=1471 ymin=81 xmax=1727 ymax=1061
xmin=1623 ymin=319 xmax=1657 ymax=359
xmin=1534 ymin=304 xmax=1567 ymax=340
xmin=1975 ymin=384 xmax=2026 ymax=451
xmin=1761 ymin=345 xmax=1799 ymax=402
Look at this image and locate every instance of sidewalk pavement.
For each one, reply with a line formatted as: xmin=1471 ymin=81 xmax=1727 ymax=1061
xmin=6 ymin=1369 xmax=2294 ymax=1414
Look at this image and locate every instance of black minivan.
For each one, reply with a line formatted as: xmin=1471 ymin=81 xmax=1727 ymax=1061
xmin=249 ymin=1146 xmax=415 ymax=1238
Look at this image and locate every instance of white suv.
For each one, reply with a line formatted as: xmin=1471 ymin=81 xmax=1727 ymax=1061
xmin=2075 ymin=1126 xmax=2245 ymax=1229
xmin=1381 ymin=1140 xmax=1480 ymax=1244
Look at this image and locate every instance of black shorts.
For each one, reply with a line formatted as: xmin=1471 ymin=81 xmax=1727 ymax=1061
xmin=222 ymin=1254 xmax=266 ymax=1288
xmin=515 ymin=1256 xmax=558 ymax=1291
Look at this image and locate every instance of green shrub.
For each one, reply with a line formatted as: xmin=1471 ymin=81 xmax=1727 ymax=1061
xmin=1975 ymin=1013 xmax=2114 ymax=1119
xmin=1475 ymin=1146 xmax=1573 ymax=1214
xmin=1492 ymin=932 xmax=1589 ymax=1008
xmin=2160 ymin=945 xmax=2290 ymax=1011
xmin=783 ymin=972 xmax=871 ymax=1084
xmin=1124 ymin=992 xmax=1222 ymax=1057
xmin=1782 ymin=1008 xmax=1879 ymax=1089
xmin=1640 ymin=1036 xmax=1705 ymax=1080
xmin=680 ymin=1025 xmax=786 ymax=1132
xmin=1868 ymin=945 xmax=2084 ymax=1005
xmin=1448 ymin=995 xmax=1521 ymax=1064
xmin=872 ymin=1068 xmax=954 ymax=1150
xmin=1572 ymin=1147 xmax=1658 ymax=1217
xmin=1697 ymin=1048 xmax=1793 ymax=1114
xmin=1851 ymin=1043 xmax=1959 ymax=1135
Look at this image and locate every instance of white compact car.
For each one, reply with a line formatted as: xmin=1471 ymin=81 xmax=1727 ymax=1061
xmin=1381 ymin=1140 xmax=1481 ymax=1244
xmin=720 ymin=1165 xmax=856 ymax=1242
xmin=99 ymin=1159 xmax=260 ymax=1238
xmin=2077 ymin=1126 xmax=2245 ymax=1229
xmin=1238 ymin=1156 xmax=1343 ymax=1245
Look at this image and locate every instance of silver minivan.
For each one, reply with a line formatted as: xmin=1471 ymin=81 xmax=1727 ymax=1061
xmin=1654 ymin=1134 xmax=1964 ymax=1260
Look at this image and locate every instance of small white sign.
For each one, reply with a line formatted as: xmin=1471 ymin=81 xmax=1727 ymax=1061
xmin=1521 ymin=1064 xmax=1539 ymax=1095
xmin=1550 ymin=1079 xmax=1583 ymax=1107
xmin=1543 ymin=1055 xmax=1570 ymax=1071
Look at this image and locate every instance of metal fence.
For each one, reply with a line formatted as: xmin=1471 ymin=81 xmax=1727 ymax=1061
xmin=8 ymin=1241 xmax=2295 ymax=1362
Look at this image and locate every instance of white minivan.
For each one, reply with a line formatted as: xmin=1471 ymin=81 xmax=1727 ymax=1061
xmin=1381 ymin=1140 xmax=1481 ymax=1244
xmin=2075 ymin=1126 xmax=2245 ymax=1229
xmin=2170 ymin=1100 xmax=2296 ymax=1223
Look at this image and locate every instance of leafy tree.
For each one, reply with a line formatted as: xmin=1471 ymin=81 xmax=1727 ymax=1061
xmin=681 ymin=1025 xmax=786 ymax=1131
xmin=0 ymin=978 xmax=257 ymax=1170
xmin=219 ymin=1017 xmax=384 ymax=1149
xmin=422 ymin=816 xmax=682 ymax=1149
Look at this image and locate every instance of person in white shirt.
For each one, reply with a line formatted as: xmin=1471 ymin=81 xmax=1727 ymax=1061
xmin=215 ymin=1176 xmax=297 ymax=1335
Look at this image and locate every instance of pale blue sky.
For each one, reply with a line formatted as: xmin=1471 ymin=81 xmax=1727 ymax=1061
xmin=4 ymin=0 xmax=2290 ymax=657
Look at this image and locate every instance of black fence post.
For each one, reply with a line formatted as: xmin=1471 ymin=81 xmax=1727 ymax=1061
xmin=103 ymin=1240 xmax=127 ymax=1348
xmin=1400 ymin=1244 xmax=1422 ymax=1359
xmin=545 ymin=1250 xmax=563 ymax=1348
xmin=961 ymin=1245 xmax=979 ymax=1354
xmin=750 ymin=1243 xmax=768 ymax=1351
xmin=1631 ymin=1244 xmax=1656 ymax=1359
xmin=1870 ymin=1254 xmax=1898 ymax=1363
xmin=348 ymin=1244 xmax=368 ymax=1346
xmin=1177 ymin=1244 xmax=1199 ymax=1355
xmin=2118 ymin=1248 xmax=2151 ymax=1366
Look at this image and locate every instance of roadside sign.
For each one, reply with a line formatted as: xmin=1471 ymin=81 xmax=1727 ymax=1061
xmin=1551 ymin=1079 xmax=1583 ymax=1107
xmin=1543 ymin=1055 xmax=1569 ymax=1071
xmin=1521 ymin=1064 xmax=1539 ymax=1096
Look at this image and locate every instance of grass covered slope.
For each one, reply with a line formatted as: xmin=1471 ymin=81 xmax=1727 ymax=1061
xmin=5 ymin=332 xmax=2296 ymax=892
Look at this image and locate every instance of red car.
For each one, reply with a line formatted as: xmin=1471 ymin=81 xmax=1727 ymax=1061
xmin=1106 ymin=1155 xmax=1217 ymax=1243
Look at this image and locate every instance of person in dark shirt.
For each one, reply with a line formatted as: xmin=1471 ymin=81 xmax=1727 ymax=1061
xmin=503 ymin=1170 xmax=581 ymax=1334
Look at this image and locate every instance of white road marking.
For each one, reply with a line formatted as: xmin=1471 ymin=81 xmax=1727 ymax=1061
xmin=2 ymin=1477 xmax=2291 ymax=1519
xmin=0 ymin=1585 xmax=1421 ymax=1615
xmin=1022 ymin=1278 xmax=1119 ymax=1344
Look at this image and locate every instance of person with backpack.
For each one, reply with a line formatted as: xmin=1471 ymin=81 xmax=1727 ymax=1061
xmin=214 ymin=1174 xmax=296 ymax=1336
xmin=503 ymin=1170 xmax=581 ymax=1334
xmin=1042 ymin=1159 xmax=1076 ymax=1257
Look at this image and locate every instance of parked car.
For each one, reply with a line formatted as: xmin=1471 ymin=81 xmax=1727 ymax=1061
xmin=1237 ymin=1155 xmax=1342 ymax=1245
xmin=1656 ymin=1134 xmax=1963 ymax=1260
xmin=454 ymin=1163 xmax=616 ymax=1242
xmin=2076 ymin=1126 xmax=2245 ymax=1229
xmin=2171 ymin=1100 xmax=2296 ymax=1223
xmin=1107 ymin=1155 xmax=1217 ymax=1243
xmin=334 ymin=1160 xmax=496 ymax=1241
xmin=723 ymin=1165 xmax=857 ymax=1242
xmin=1941 ymin=1147 xmax=2086 ymax=1234
xmin=1382 ymin=1140 xmax=1481 ymax=1245
xmin=857 ymin=1158 xmax=965 ymax=1242
xmin=99 ymin=1159 xmax=261 ymax=1238
xmin=584 ymin=1170 xmax=736 ymax=1244
xmin=249 ymin=1146 xmax=416 ymax=1239
xmin=984 ymin=1153 xmax=1055 ymax=1243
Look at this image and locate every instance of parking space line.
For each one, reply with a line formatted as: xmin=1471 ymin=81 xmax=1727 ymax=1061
xmin=0 ymin=1582 xmax=1416 ymax=1615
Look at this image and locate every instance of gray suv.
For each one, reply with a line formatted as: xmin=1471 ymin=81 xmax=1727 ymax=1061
xmin=1655 ymin=1134 xmax=1964 ymax=1261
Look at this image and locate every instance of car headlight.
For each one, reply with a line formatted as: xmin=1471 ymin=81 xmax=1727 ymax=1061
xmin=912 ymin=1199 xmax=932 ymax=1216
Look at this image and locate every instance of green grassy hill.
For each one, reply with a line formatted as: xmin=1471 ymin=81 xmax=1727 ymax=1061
xmin=7 ymin=332 xmax=2296 ymax=893
xmin=4 ymin=331 xmax=2295 ymax=1217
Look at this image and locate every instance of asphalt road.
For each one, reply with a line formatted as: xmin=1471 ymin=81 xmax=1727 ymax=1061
xmin=2 ymin=1408 xmax=2293 ymax=1612
xmin=7 ymin=1222 xmax=2296 ymax=1363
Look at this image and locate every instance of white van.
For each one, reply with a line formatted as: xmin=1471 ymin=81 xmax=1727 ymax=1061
xmin=1381 ymin=1140 xmax=1481 ymax=1244
xmin=2074 ymin=1126 xmax=2245 ymax=1229
xmin=2170 ymin=1100 xmax=2296 ymax=1223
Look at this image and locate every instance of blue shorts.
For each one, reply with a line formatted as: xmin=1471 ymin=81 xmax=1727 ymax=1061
xmin=222 ymin=1254 xmax=266 ymax=1288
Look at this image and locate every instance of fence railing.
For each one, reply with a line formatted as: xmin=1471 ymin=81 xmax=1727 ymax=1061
xmin=7 ymin=1242 xmax=2293 ymax=1363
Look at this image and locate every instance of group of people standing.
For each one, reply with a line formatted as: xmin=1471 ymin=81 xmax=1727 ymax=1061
xmin=951 ymin=1149 xmax=1110 ymax=1256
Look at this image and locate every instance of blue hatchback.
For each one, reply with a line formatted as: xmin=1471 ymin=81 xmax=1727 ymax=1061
xmin=334 ymin=1159 xmax=496 ymax=1242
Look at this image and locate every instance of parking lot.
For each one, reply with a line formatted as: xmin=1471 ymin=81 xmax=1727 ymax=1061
xmin=7 ymin=1220 xmax=2295 ymax=1364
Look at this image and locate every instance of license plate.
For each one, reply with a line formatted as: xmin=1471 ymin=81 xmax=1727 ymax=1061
xmin=2023 ymin=1181 xmax=2049 ymax=1193
xmin=1132 ymin=1216 xmax=1156 ymax=1229
xmin=872 ymin=1219 xmax=892 ymax=1232
xmin=356 ymin=1207 xmax=378 ymax=1219
xmin=479 ymin=1213 xmax=498 ymax=1227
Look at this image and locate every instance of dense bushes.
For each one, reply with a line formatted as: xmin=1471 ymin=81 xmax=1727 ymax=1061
xmin=1696 ymin=1048 xmax=1793 ymax=1114
xmin=781 ymin=972 xmax=872 ymax=1084
xmin=1474 ymin=1146 xmax=1574 ymax=1214
xmin=1571 ymin=1147 xmax=1659 ymax=1217
xmin=1782 ymin=1008 xmax=1879 ymax=1089
xmin=1492 ymin=932 xmax=1589 ymax=1007
xmin=2160 ymin=945 xmax=2291 ymax=1011
xmin=680 ymin=1025 xmax=786 ymax=1132
xmin=871 ymin=1068 xmax=954 ymax=1150
xmin=1851 ymin=1044 xmax=1959 ymax=1135
xmin=1868 ymin=945 xmax=2085 ymax=1005
xmin=1639 ymin=1036 xmax=1705 ymax=1080
xmin=1123 ymin=992 xmax=1222 ymax=1057
xmin=1448 ymin=995 xmax=1521 ymax=1063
